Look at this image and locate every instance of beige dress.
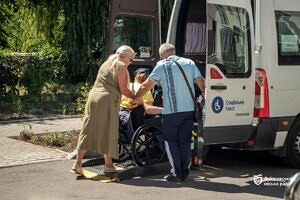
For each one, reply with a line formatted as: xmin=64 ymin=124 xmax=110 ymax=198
xmin=76 ymin=59 xmax=124 ymax=159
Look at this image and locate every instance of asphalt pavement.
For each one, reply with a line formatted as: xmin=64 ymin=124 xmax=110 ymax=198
xmin=0 ymin=117 xmax=298 ymax=200
xmin=0 ymin=149 xmax=298 ymax=200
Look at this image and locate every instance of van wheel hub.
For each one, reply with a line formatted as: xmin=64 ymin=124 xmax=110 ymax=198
xmin=295 ymin=132 xmax=300 ymax=155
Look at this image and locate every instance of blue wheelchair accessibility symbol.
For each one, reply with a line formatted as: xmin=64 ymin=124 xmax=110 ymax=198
xmin=212 ymin=96 xmax=224 ymax=113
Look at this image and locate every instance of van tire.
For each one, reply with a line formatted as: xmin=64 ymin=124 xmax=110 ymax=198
xmin=284 ymin=119 xmax=300 ymax=168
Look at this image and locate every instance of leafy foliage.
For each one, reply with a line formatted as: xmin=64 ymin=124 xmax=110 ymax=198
xmin=1 ymin=0 xmax=108 ymax=82
xmin=75 ymin=82 xmax=92 ymax=115
xmin=0 ymin=0 xmax=176 ymax=119
xmin=21 ymin=55 xmax=63 ymax=95
xmin=2 ymin=0 xmax=174 ymax=82
xmin=161 ymin=0 xmax=175 ymax=42
xmin=0 ymin=1 xmax=12 ymax=49
xmin=62 ymin=0 xmax=109 ymax=82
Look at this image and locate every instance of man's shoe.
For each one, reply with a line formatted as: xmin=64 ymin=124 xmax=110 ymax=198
xmin=164 ymin=174 xmax=182 ymax=183
xmin=181 ymin=176 xmax=190 ymax=182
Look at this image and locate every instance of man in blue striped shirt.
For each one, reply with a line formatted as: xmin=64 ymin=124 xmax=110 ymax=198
xmin=135 ymin=43 xmax=205 ymax=182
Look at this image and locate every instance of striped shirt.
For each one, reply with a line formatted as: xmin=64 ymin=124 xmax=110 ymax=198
xmin=149 ymin=55 xmax=202 ymax=114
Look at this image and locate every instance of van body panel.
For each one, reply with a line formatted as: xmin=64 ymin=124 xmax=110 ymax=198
xmin=204 ymin=0 xmax=255 ymax=144
xmin=249 ymin=118 xmax=277 ymax=150
xmin=205 ymin=65 xmax=255 ymax=126
xmin=274 ymin=0 xmax=300 ymax=12
xmin=204 ymin=125 xmax=252 ymax=144
xmin=252 ymin=117 xmax=289 ymax=150
xmin=269 ymin=90 xmax=300 ymax=117
xmin=259 ymin=0 xmax=300 ymax=117
xmin=167 ymin=0 xmax=256 ymax=144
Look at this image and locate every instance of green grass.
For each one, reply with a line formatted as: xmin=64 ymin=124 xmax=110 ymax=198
xmin=15 ymin=129 xmax=79 ymax=152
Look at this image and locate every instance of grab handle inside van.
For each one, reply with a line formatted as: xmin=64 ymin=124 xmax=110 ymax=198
xmin=210 ymin=85 xmax=227 ymax=90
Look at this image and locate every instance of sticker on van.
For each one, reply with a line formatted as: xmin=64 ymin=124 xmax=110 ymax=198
xmin=212 ymin=96 xmax=224 ymax=113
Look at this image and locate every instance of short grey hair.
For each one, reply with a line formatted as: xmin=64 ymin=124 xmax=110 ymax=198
xmin=159 ymin=43 xmax=175 ymax=55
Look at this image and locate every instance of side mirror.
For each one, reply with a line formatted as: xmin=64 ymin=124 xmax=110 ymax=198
xmin=284 ymin=172 xmax=300 ymax=200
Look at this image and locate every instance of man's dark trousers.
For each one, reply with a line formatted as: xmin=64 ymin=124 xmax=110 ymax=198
xmin=162 ymin=111 xmax=193 ymax=180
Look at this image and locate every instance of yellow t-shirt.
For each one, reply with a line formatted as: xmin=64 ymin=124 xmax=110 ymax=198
xmin=120 ymin=82 xmax=154 ymax=109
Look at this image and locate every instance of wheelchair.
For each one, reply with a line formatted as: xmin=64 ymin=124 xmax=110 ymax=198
xmin=118 ymin=108 xmax=166 ymax=167
xmin=131 ymin=116 xmax=166 ymax=166
xmin=118 ymin=85 xmax=166 ymax=167
xmin=118 ymin=86 xmax=204 ymax=167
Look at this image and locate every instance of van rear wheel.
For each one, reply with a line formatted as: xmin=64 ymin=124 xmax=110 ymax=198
xmin=285 ymin=120 xmax=300 ymax=168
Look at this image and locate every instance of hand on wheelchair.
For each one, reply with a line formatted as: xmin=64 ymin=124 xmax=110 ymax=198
xmin=131 ymin=98 xmax=143 ymax=107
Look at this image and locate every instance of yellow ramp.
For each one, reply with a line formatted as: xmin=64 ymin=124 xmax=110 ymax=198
xmin=71 ymin=168 xmax=119 ymax=183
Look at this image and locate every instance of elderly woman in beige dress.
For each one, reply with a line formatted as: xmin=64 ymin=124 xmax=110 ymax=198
xmin=71 ymin=45 xmax=136 ymax=173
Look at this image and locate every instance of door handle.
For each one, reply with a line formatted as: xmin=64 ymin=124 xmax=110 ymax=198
xmin=210 ymin=85 xmax=227 ymax=90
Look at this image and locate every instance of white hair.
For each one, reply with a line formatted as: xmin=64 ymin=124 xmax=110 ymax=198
xmin=159 ymin=43 xmax=175 ymax=55
xmin=116 ymin=45 xmax=136 ymax=59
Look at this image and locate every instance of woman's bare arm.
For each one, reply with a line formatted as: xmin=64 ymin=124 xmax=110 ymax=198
xmin=118 ymin=67 xmax=135 ymax=99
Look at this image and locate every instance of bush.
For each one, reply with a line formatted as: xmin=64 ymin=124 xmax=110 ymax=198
xmin=19 ymin=128 xmax=33 ymax=141
xmin=0 ymin=53 xmax=64 ymax=98
xmin=0 ymin=54 xmax=94 ymax=119
xmin=44 ymin=132 xmax=65 ymax=147
xmin=16 ymin=130 xmax=79 ymax=152
xmin=0 ymin=55 xmax=23 ymax=97
xmin=76 ymin=82 xmax=92 ymax=114
xmin=21 ymin=54 xmax=64 ymax=96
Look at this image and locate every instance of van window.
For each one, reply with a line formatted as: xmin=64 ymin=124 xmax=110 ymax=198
xmin=207 ymin=5 xmax=251 ymax=78
xmin=113 ymin=16 xmax=153 ymax=58
xmin=275 ymin=11 xmax=300 ymax=65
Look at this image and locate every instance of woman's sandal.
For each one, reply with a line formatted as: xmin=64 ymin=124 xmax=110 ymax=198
xmin=70 ymin=163 xmax=83 ymax=174
xmin=104 ymin=165 xmax=124 ymax=173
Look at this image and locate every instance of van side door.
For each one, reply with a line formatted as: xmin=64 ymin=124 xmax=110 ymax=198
xmin=204 ymin=0 xmax=255 ymax=144
xmin=108 ymin=0 xmax=161 ymax=75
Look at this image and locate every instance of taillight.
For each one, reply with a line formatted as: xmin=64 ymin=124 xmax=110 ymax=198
xmin=210 ymin=68 xmax=223 ymax=79
xmin=254 ymin=68 xmax=269 ymax=117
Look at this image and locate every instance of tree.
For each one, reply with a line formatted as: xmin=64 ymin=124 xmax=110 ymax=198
xmin=161 ymin=0 xmax=175 ymax=42
xmin=62 ymin=0 xmax=109 ymax=82
xmin=0 ymin=0 xmax=17 ymax=50
xmin=1 ymin=0 xmax=175 ymax=82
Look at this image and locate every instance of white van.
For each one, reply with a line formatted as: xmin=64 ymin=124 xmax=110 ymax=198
xmin=107 ymin=0 xmax=300 ymax=168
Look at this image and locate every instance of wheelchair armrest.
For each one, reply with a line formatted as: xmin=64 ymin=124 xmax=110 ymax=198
xmin=144 ymin=115 xmax=162 ymax=127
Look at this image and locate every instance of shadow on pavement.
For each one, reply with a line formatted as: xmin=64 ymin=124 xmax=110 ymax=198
xmin=119 ymin=149 xmax=299 ymax=199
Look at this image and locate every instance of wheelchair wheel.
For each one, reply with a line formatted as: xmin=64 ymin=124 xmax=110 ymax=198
xmin=131 ymin=125 xmax=166 ymax=167
xmin=118 ymin=143 xmax=131 ymax=162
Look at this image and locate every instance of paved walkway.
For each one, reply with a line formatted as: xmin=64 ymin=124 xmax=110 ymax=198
xmin=0 ymin=137 xmax=67 ymax=168
xmin=0 ymin=117 xmax=82 ymax=138
xmin=0 ymin=117 xmax=82 ymax=168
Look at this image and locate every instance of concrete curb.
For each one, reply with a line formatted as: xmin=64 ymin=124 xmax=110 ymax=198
xmin=0 ymin=115 xmax=82 ymax=125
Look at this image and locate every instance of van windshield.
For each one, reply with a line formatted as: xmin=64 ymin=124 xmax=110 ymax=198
xmin=207 ymin=4 xmax=251 ymax=78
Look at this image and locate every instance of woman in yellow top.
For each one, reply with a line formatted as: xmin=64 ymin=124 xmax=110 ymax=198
xmin=120 ymin=68 xmax=162 ymax=115
xmin=119 ymin=68 xmax=162 ymax=142
xmin=72 ymin=45 xmax=137 ymax=173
